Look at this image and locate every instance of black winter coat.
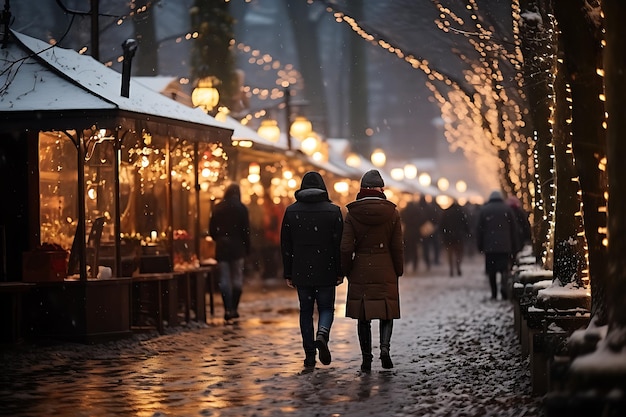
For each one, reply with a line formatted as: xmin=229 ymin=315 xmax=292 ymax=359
xmin=209 ymin=186 xmax=250 ymax=262
xmin=476 ymin=197 xmax=519 ymax=255
xmin=280 ymin=176 xmax=343 ymax=287
xmin=439 ymin=202 xmax=470 ymax=246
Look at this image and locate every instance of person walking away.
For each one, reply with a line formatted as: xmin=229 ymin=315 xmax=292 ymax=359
xmin=400 ymin=199 xmax=421 ymax=273
xmin=246 ymin=193 xmax=265 ymax=278
xmin=416 ymin=197 xmax=439 ymax=270
xmin=341 ymin=170 xmax=404 ymax=372
xmin=439 ymin=199 xmax=471 ymax=277
xmin=261 ymin=195 xmax=283 ymax=281
xmin=280 ymin=172 xmax=344 ymax=369
xmin=506 ymin=196 xmax=532 ymax=256
xmin=209 ymin=184 xmax=250 ymax=321
xmin=476 ymin=190 xmax=519 ymax=300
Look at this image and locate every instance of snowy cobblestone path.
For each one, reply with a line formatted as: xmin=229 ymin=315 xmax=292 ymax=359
xmin=0 ymin=256 xmax=543 ymax=416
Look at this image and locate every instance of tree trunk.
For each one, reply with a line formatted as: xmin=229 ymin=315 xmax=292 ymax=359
xmin=603 ymin=0 xmax=626 ymax=344
xmin=347 ymin=2 xmax=369 ymax=153
xmin=285 ymin=1 xmax=328 ymax=136
xmin=551 ymin=50 xmax=586 ymax=285
xmin=190 ymin=0 xmax=238 ymax=110
xmin=132 ymin=0 xmax=158 ymax=76
xmin=518 ymin=0 xmax=557 ymax=263
xmin=553 ymin=0 xmax=608 ymax=323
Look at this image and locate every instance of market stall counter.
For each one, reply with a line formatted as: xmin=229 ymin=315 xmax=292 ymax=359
xmin=0 ymin=282 xmax=34 ymax=343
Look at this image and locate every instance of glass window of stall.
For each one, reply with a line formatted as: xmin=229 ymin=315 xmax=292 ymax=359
xmin=38 ymin=130 xmax=117 ymax=278
xmin=197 ymin=142 xmax=228 ymax=264
xmin=120 ymin=131 xmax=169 ymax=274
xmin=39 ymin=131 xmax=78 ymax=251
xmin=169 ymin=138 xmax=198 ymax=270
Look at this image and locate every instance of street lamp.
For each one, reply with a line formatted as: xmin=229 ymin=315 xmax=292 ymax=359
xmin=418 ymin=173 xmax=432 ymax=187
xmin=256 ymin=86 xmax=312 ymax=150
xmin=284 ymin=87 xmax=311 ymax=151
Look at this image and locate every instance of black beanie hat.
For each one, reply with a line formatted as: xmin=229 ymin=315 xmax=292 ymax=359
xmin=360 ymin=169 xmax=385 ymax=188
xmin=299 ymin=171 xmax=327 ymax=191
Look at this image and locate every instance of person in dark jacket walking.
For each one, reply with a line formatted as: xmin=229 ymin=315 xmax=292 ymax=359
xmin=280 ymin=172 xmax=344 ymax=369
xmin=439 ymin=199 xmax=471 ymax=277
xmin=506 ymin=196 xmax=532 ymax=255
xmin=400 ymin=199 xmax=421 ymax=273
xmin=476 ymin=190 xmax=519 ymax=300
xmin=341 ymin=170 xmax=404 ymax=372
xmin=209 ymin=184 xmax=250 ymax=321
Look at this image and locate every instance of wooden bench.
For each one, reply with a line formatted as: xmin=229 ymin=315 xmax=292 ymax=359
xmin=131 ymin=272 xmax=184 ymax=334
xmin=199 ymin=261 xmax=217 ymax=317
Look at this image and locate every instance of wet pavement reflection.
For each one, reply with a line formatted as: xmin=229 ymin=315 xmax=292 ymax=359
xmin=1 ymin=257 xmax=543 ymax=416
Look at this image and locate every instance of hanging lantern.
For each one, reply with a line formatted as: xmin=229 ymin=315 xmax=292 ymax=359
xmin=257 ymin=119 xmax=280 ymax=143
xmin=370 ymin=148 xmax=386 ymax=167
xmin=346 ymin=152 xmax=361 ymax=168
xmin=437 ymin=177 xmax=450 ymax=191
xmin=300 ymin=133 xmax=320 ymax=156
xmin=192 ymin=76 xmax=220 ymax=113
xmin=404 ymin=164 xmax=417 ymax=179
xmin=418 ymin=173 xmax=432 ymax=187
xmin=290 ymin=116 xmax=312 ymax=140
xmin=390 ymin=168 xmax=404 ymax=181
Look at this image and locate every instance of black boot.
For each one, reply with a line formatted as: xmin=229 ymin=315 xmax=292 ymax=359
xmin=232 ymin=289 xmax=242 ymax=318
xmin=380 ymin=319 xmax=394 ymax=369
xmin=315 ymin=328 xmax=331 ymax=365
xmin=358 ymin=320 xmax=373 ymax=372
xmin=304 ymin=351 xmax=316 ymax=368
xmin=221 ymin=291 xmax=235 ymax=321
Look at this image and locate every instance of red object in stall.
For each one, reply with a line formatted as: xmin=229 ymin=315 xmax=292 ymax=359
xmin=22 ymin=250 xmax=68 ymax=282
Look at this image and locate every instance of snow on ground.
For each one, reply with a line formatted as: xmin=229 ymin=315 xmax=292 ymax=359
xmin=0 ymin=255 xmax=543 ymax=416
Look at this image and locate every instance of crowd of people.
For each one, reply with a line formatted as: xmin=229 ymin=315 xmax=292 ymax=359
xmin=208 ymin=170 xmax=532 ymax=369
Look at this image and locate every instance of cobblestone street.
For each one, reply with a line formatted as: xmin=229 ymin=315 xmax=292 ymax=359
xmin=1 ymin=256 xmax=543 ymax=416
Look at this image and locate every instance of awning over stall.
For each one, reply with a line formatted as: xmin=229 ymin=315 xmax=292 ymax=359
xmin=0 ymin=30 xmax=233 ymax=142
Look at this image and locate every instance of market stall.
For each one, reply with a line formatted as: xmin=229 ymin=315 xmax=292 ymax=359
xmin=0 ymin=31 xmax=232 ymax=342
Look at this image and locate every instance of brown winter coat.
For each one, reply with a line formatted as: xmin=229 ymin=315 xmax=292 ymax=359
xmin=341 ymin=195 xmax=404 ymax=320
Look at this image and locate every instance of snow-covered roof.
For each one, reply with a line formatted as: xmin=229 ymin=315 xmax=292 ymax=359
xmin=0 ymin=31 xmax=232 ymax=142
xmin=132 ymin=75 xmax=287 ymax=152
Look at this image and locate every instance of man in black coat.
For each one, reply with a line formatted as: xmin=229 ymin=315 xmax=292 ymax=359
xmin=280 ymin=171 xmax=344 ymax=368
xmin=439 ymin=199 xmax=471 ymax=277
xmin=476 ymin=190 xmax=520 ymax=300
xmin=209 ymin=184 xmax=250 ymax=321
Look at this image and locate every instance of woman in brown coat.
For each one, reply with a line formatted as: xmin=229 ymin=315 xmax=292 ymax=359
xmin=340 ymin=170 xmax=404 ymax=372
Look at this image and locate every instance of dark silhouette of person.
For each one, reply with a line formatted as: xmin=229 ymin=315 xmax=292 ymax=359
xmin=439 ymin=199 xmax=471 ymax=276
xmin=281 ymin=172 xmax=344 ymax=369
xmin=400 ymin=199 xmax=421 ymax=273
xmin=209 ymin=184 xmax=250 ymax=321
xmin=506 ymin=196 xmax=532 ymax=255
xmin=416 ymin=197 xmax=441 ymax=270
xmin=476 ymin=190 xmax=519 ymax=300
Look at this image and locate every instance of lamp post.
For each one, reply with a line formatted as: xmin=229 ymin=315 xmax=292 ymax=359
xmin=285 ymin=86 xmax=292 ymax=150
xmin=284 ymin=87 xmax=312 ymax=151
xmin=257 ymin=86 xmax=312 ymax=151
